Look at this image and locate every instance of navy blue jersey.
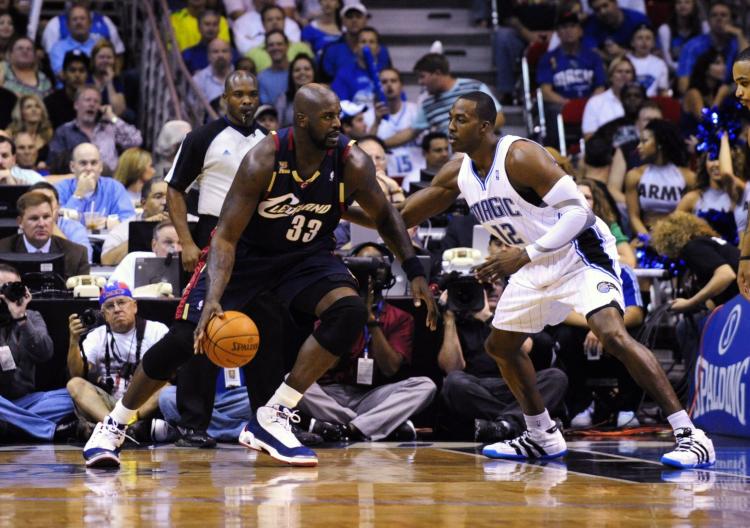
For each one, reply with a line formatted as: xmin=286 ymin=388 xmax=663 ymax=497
xmin=239 ymin=127 xmax=354 ymax=256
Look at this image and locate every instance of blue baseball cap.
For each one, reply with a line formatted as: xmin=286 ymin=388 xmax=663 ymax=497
xmin=99 ymin=281 xmax=133 ymax=305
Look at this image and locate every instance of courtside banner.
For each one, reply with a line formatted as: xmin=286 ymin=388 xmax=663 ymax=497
xmin=691 ymin=295 xmax=750 ymax=438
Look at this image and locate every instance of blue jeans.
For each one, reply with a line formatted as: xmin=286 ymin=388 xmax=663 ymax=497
xmin=159 ymin=386 xmax=251 ymax=442
xmin=493 ymin=26 xmax=526 ymax=94
xmin=0 ymin=388 xmax=75 ymax=440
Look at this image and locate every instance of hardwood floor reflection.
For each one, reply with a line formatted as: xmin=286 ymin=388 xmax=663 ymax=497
xmin=0 ymin=441 xmax=748 ymax=527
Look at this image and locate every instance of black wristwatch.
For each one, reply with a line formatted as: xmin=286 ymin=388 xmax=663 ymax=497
xmin=13 ymin=314 xmax=27 ymax=322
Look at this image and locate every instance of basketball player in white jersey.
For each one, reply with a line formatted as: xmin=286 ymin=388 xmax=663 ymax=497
xmin=731 ymin=46 xmax=750 ymax=300
xmin=394 ymin=91 xmax=715 ymax=468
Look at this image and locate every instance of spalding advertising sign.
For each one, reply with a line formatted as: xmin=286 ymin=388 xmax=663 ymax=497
xmin=691 ymin=295 xmax=750 ymax=438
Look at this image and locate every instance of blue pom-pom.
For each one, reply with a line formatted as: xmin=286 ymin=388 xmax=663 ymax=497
xmin=694 ymin=102 xmax=743 ymax=160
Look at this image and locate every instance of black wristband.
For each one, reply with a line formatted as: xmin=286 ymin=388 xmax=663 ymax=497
xmin=13 ymin=314 xmax=27 ymax=322
xmin=402 ymin=256 xmax=425 ymax=281
xmin=740 ymin=256 xmax=750 ymax=261
xmin=366 ymin=320 xmax=381 ymax=328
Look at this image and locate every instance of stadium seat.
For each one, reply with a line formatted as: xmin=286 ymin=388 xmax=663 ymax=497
xmin=652 ymin=96 xmax=682 ymax=124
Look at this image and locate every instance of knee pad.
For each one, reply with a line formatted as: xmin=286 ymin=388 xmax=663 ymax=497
xmin=141 ymin=321 xmax=195 ymax=381
xmin=312 ymin=296 xmax=368 ymax=357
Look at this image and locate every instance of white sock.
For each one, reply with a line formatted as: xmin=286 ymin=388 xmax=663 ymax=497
xmin=110 ymin=400 xmax=137 ymax=426
xmin=266 ymin=382 xmax=303 ymax=409
xmin=667 ymin=410 xmax=694 ymax=431
xmin=524 ymin=409 xmax=554 ymax=431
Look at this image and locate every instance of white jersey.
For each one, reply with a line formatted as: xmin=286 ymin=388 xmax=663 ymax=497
xmin=457 ymin=135 xmax=620 ymax=289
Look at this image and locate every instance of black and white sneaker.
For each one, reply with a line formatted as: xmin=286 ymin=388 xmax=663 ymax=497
xmin=660 ymin=427 xmax=715 ymax=469
xmin=482 ymin=423 xmax=567 ymax=460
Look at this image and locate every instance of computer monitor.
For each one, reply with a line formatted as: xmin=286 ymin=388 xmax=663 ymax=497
xmin=0 ymin=185 xmax=30 ymax=218
xmin=0 ymin=218 xmax=18 ymax=239
xmin=0 ymin=252 xmax=67 ymax=293
xmin=129 ymin=220 xmax=197 ymax=252
xmin=385 ymin=255 xmax=433 ymax=297
xmin=134 ymin=256 xmax=182 ymax=296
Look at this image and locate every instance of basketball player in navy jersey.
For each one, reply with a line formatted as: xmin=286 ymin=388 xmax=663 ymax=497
xmin=82 ymin=83 xmax=437 ymax=468
xmin=731 ymin=47 xmax=750 ymax=300
xmin=361 ymin=90 xmax=714 ymax=468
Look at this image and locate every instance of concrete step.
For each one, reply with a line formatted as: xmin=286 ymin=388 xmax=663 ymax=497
xmin=382 ymin=32 xmax=491 ymax=47
xmin=369 ymin=8 xmax=476 ymax=36
xmin=389 ymin=45 xmax=493 ymax=74
xmin=369 ymin=0 xmax=471 ymax=8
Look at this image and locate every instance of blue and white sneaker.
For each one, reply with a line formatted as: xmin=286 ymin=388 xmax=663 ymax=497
xmin=83 ymin=416 xmax=127 ymax=468
xmin=482 ymin=423 xmax=567 ymax=460
xmin=661 ymin=427 xmax=715 ymax=469
xmin=239 ymin=405 xmax=318 ymax=466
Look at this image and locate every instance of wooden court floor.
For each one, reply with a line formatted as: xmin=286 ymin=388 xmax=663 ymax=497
xmin=1 ymin=436 xmax=749 ymax=527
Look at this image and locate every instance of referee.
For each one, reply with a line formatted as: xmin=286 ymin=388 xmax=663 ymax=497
xmin=164 ymin=70 xmax=283 ymax=447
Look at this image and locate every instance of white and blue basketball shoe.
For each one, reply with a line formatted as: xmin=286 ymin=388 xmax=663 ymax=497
xmin=482 ymin=423 xmax=567 ymax=460
xmin=83 ymin=416 xmax=127 ymax=468
xmin=661 ymin=428 xmax=715 ymax=469
xmin=239 ymin=405 xmax=318 ymax=466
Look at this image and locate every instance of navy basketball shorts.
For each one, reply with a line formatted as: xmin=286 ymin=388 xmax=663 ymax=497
xmin=175 ymin=250 xmax=358 ymax=324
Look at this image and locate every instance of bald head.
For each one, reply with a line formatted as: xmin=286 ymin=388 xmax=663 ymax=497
xmin=71 ymin=142 xmax=103 ymax=179
xmin=224 ymin=69 xmax=257 ymax=93
xmin=293 ymin=83 xmax=338 ymax=116
xmin=293 ymin=84 xmax=342 ymax=149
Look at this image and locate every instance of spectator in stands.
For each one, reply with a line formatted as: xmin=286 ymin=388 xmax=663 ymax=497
xmin=0 ymin=12 xmax=15 ymax=57
xmin=582 ymin=56 xmax=635 ymax=138
xmin=625 ymin=119 xmax=695 ymax=239
xmin=48 ymin=4 xmax=102 ymax=76
xmin=108 ymin=221 xmax=182 ymax=290
xmin=170 ymin=0 xmax=231 ymax=51
xmin=113 ymin=148 xmax=156 ymax=206
xmin=0 ymin=263 xmax=76 ymax=442
xmin=223 ymin=0 xmax=253 ymax=21
xmin=583 ymin=0 xmax=650 ymax=61
xmin=67 ymin=282 xmax=173 ymax=443
xmin=320 ymin=3 xmax=390 ymax=83
xmin=42 ymin=0 xmax=125 ymax=58
xmin=340 ymin=100 xmax=368 ymax=140
xmin=47 ymin=86 xmax=143 ymax=174
xmin=44 ymin=50 xmax=88 ymax=130
xmin=677 ymin=152 xmax=744 ymax=244
xmin=682 ymin=48 xmax=732 ymax=126
xmin=246 ymin=6 xmax=312 ymax=73
xmin=12 ymin=132 xmax=45 ymax=173
xmin=274 ymin=54 xmax=316 ymax=127
xmin=27 ymin=181 xmax=93 ymax=262
xmin=594 ymin=81 xmax=646 ymax=157
xmin=256 ymin=30 xmax=291 ymax=105
xmin=491 ymin=0 xmax=557 ymax=104
xmin=89 ymin=39 xmax=127 ymax=118
xmin=0 ymin=135 xmax=42 ymax=184
xmin=233 ymin=1 xmax=302 ymax=56
xmin=5 ymin=94 xmax=53 ymax=164
xmin=627 ymin=24 xmax=669 ymax=97
xmin=677 ymin=1 xmax=747 ymax=94
xmin=298 ymin=242 xmax=436 ymax=442
xmin=253 ymin=104 xmax=278 ymax=131
xmin=366 ymin=67 xmax=424 ymax=188
xmin=0 ymin=191 xmax=89 ymax=277
xmin=439 ymin=244 xmax=566 ymax=442
xmin=55 ymin=142 xmax=137 ymax=222
xmin=183 ymin=9 xmax=240 ymax=74
xmin=658 ymin=0 xmax=707 ymax=75
xmin=419 ymin=132 xmax=450 ymax=183
xmin=578 ymin=178 xmax=636 ymax=267
xmin=332 ymin=27 xmax=386 ymax=106
xmin=153 ymin=120 xmax=192 ymax=179
xmin=384 ymin=54 xmax=504 ymax=148
xmin=101 ymin=179 xmax=169 ymax=266
xmin=358 ymin=135 xmax=405 ymax=204
xmin=301 ymin=0 xmax=341 ymax=55
xmin=0 ymin=36 xmax=52 ymax=98
xmin=235 ymin=56 xmax=257 ymax=74
xmin=193 ymin=38 xmax=235 ymax=105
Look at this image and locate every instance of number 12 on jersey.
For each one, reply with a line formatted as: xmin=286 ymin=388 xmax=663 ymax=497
xmin=490 ymin=223 xmax=525 ymax=246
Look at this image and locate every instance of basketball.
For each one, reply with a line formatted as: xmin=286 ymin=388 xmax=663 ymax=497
xmin=201 ymin=311 xmax=260 ymax=368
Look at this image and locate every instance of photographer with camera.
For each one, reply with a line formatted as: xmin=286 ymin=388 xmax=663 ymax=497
xmin=438 ymin=242 xmax=568 ymax=443
xmin=0 ymin=263 xmax=76 ymax=441
xmin=297 ymin=242 xmax=437 ymax=442
xmin=66 ymin=282 xmax=172 ymax=442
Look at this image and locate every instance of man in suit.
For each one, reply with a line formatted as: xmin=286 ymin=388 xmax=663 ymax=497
xmin=0 ymin=191 xmax=90 ymax=278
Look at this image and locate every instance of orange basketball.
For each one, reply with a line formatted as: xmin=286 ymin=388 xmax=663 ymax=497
xmin=201 ymin=311 xmax=260 ymax=368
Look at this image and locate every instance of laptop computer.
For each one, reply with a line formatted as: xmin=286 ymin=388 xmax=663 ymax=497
xmin=129 ymin=220 xmax=197 ymax=252
xmin=134 ymin=256 xmax=182 ymax=296
xmin=472 ymin=225 xmax=491 ymax=258
xmin=0 ymin=185 xmax=30 ymax=218
xmin=384 ymin=255 xmax=433 ymax=297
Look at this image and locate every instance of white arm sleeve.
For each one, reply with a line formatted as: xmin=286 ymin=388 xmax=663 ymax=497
xmin=525 ymin=175 xmax=595 ymax=261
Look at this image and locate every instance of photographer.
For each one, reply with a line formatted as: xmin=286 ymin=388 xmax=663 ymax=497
xmin=297 ymin=243 xmax=437 ymax=441
xmin=438 ymin=242 xmax=567 ymax=443
xmin=0 ymin=263 xmax=75 ymax=442
xmin=66 ymin=282 xmax=172 ymax=441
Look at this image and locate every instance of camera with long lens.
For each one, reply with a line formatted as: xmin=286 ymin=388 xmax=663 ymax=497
xmin=342 ymin=255 xmax=394 ymax=301
xmin=439 ymin=248 xmax=486 ymax=318
xmin=0 ymin=281 xmax=27 ymax=324
xmin=79 ymin=307 xmax=105 ymax=333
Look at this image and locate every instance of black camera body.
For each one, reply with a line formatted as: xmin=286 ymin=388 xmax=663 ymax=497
xmin=79 ymin=308 xmax=105 ymax=332
xmin=0 ymin=281 xmax=26 ymax=303
xmin=342 ymin=256 xmax=394 ymax=300
xmin=439 ymin=272 xmax=486 ymax=318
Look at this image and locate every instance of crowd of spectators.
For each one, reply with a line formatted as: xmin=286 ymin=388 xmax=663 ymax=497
xmin=0 ymin=0 xmax=748 ymax=447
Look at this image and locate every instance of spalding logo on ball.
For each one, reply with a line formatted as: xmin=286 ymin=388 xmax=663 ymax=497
xmin=201 ymin=311 xmax=260 ymax=368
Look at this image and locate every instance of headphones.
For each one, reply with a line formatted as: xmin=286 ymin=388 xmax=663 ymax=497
xmin=348 ymin=242 xmax=394 ymax=263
